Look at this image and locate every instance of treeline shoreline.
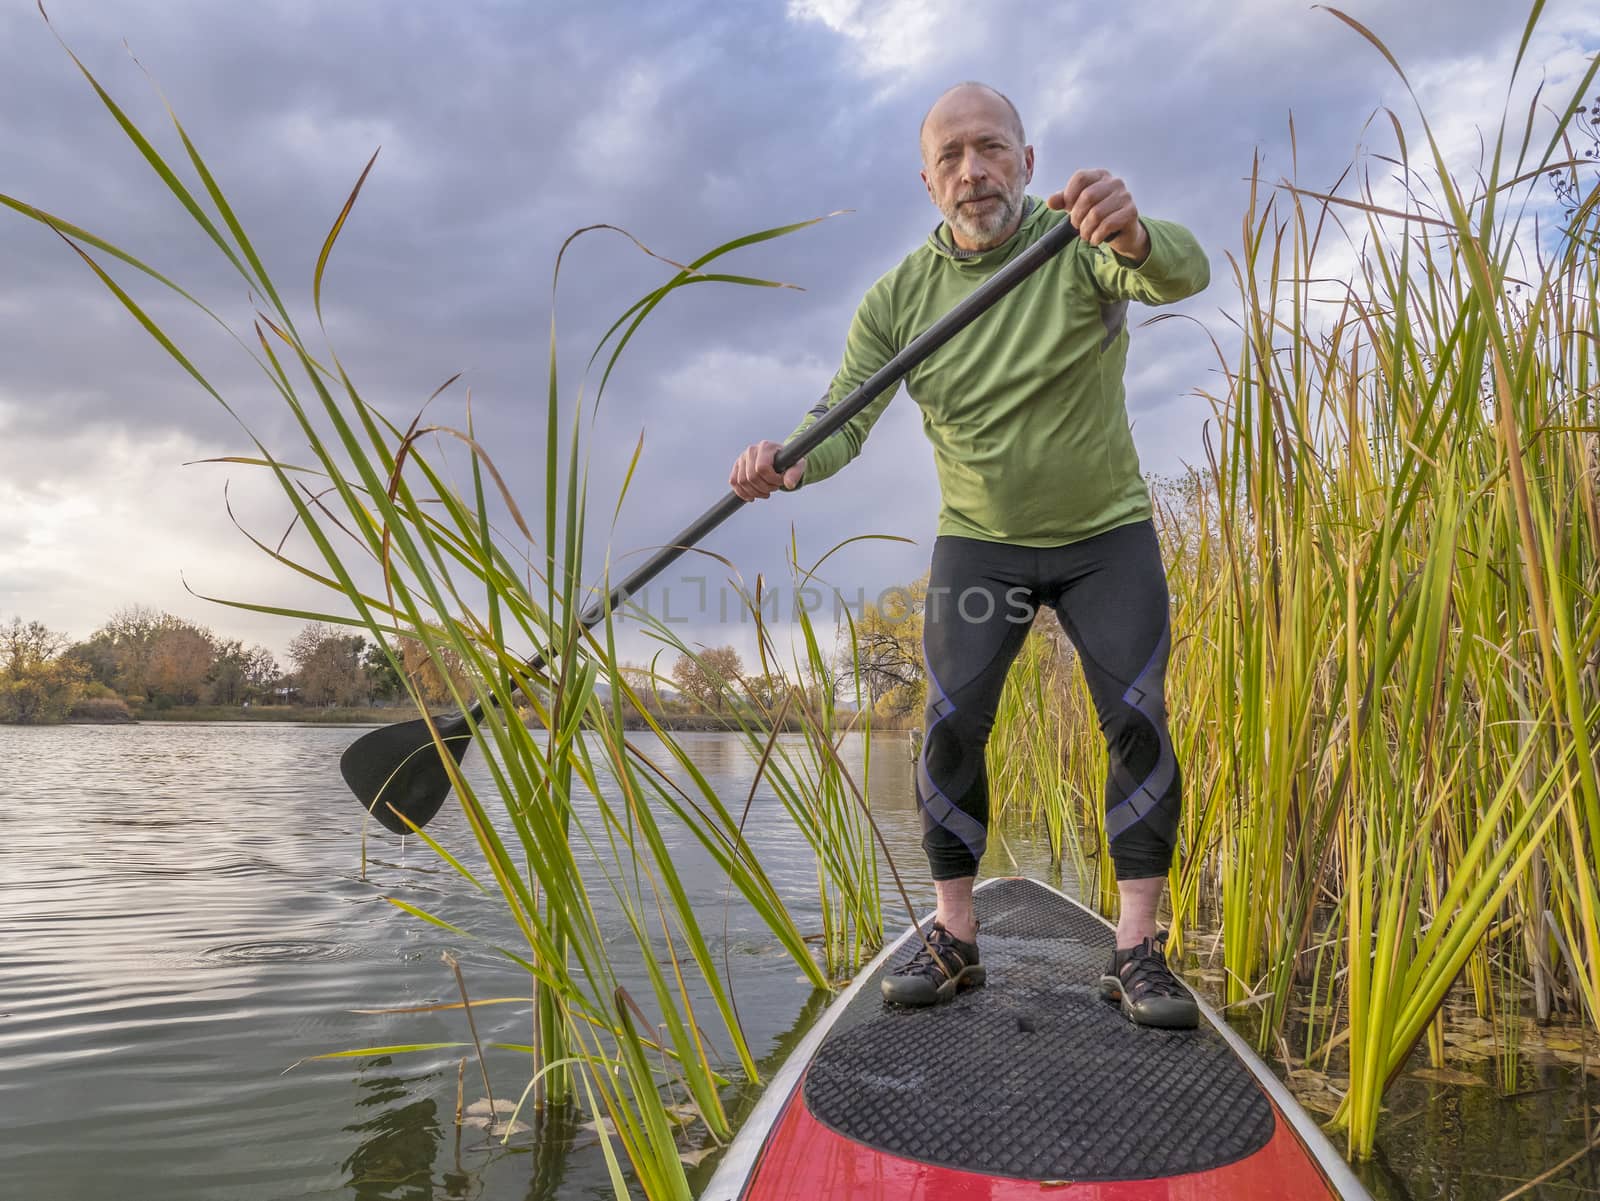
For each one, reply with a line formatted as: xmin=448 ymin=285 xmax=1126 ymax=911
xmin=66 ymin=702 xmax=868 ymax=733
xmin=5 ymin=597 xmax=929 ymax=731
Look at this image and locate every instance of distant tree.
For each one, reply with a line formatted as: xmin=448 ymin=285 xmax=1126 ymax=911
xmin=288 ymin=623 xmax=369 ymax=706
xmin=616 ymin=661 xmax=661 ymax=697
xmin=95 ymin=605 xmax=169 ymax=701
xmin=606 ymin=660 xmax=669 ymax=724
xmin=840 ymin=574 xmax=927 ymax=721
xmin=208 ymin=640 xmax=248 ymax=705
xmin=671 ymin=645 xmax=744 ymax=714
xmin=743 ymin=672 xmax=793 ymax=714
xmin=787 ymin=676 xmax=837 ymax=718
xmin=244 ymin=645 xmax=280 ymax=698
xmin=0 ymin=617 xmax=68 ymax=668
xmin=145 ymin=621 xmax=216 ymax=707
xmin=0 ymin=617 xmax=86 ymax=723
xmin=208 ymin=640 xmax=280 ymax=705
xmin=63 ymin=634 xmax=119 ymax=691
xmin=392 ymin=634 xmax=474 ymax=707
xmin=363 ymin=642 xmax=405 ymax=703
xmin=73 ymin=607 xmax=222 ymax=704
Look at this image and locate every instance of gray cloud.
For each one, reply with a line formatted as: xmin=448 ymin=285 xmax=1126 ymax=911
xmin=1 ymin=0 xmax=1592 ymax=661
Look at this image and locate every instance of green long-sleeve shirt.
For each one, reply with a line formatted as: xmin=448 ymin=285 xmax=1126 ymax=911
xmin=787 ymin=196 xmax=1209 ymax=546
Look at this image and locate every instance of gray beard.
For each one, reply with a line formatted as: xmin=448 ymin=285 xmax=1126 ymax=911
xmin=942 ymin=183 xmax=1025 ymax=249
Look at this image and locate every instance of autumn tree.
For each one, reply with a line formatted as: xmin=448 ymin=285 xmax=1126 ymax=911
xmin=1 ymin=618 xmax=67 ymax=667
xmin=86 ymin=605 xmax=169 ymax=700
xmin=67 ymin=607 xmax=224 ymax=705
xmin=288 ymin=623 xmax=369 ymax=706
xmin=841 ymin=574 xmax=927 ymax=721
xmin=612 ymin=660 xmax=672 ymax=716
xmin=743 ymin=672 xmax=793 ymax=713
xmin=670 ymin=645 xmax=744 ymax=713
xmin=617 ymin=661 xmax=661 ymax=696
xmin=0 ymin=617 xmax=86 ymax=723
xmin=63 ymin=634 xmax=119 ymax=691
xmin=397 ymin=635 xmax=471 ymax=706
xmin=208 ymin=640 xmax=280 ymax=705
xmin=145 ymin=621 xmax=217 ymax=707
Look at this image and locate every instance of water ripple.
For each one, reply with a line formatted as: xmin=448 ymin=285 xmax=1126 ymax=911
xmin=0 ymin=721 xmax=931 ymax=1201
xmin=199 ymin=939 xmax=363 ymax=964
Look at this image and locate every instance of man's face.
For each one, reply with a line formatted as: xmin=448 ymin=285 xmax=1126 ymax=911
xmin=919 ymin=88 xmax=1034 ymax=252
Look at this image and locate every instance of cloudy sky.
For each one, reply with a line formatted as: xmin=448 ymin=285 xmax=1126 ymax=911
xmin=1 ymin=0 xmax=1595 ymax=671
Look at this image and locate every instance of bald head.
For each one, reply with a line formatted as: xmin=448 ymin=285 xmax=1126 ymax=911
xmin=919 ymin=82 xmax=1025 ymax=162
xmin=917 ymin=81 xmax=1034 ymax=251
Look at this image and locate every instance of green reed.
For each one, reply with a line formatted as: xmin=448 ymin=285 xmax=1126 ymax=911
xmin=614 ymin=552 xmax=886 ymax=980
xmin=0 ymin=16 xmax=887 ymax=1196
xmin=983 ymin=0 xmax=1600 ymax=1161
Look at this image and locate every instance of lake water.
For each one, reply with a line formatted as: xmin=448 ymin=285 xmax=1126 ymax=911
xmin=3 ymin=723 xmax=1595 ymax=1200
xmin=0 ymin=723 xmax=1062 ymax=1200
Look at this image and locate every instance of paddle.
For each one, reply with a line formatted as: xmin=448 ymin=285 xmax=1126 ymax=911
xmin=341 ymin=214 xmax=1082 ymax=834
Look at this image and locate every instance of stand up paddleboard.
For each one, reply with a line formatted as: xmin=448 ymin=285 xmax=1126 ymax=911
xmin=702 ymin=877 xmax=1371 ymax=1200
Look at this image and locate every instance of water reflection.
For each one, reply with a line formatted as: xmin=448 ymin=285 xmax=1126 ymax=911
xmin=655 ymin=731 xmax=748 ymax=781
xmin=519 ymin=1108 xmax=581 ymax=1201
xmin=343 ymin=1059 xmax=444 ymax=1200
xmin=1354 ymin=1059 xmax=1600 ymax=1200
xmin=338 ymin=1058 xmax=609 ymax=1201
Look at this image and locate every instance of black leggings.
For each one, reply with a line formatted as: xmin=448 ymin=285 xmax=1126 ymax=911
xmin=917 ymin=519 xmax=1179 ymax=882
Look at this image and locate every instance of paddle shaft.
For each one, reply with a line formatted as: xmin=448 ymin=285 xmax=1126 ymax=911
xmin=471 ymin=215 xmax=1080 ymax=717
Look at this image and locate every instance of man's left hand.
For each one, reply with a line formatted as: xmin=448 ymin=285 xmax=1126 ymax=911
xmin=1046 ymin=169 xmax=1149 ymax=264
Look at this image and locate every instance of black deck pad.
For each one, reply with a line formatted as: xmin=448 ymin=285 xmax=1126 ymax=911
xmin=802 ymin=878 xmax=1276 ymax=1182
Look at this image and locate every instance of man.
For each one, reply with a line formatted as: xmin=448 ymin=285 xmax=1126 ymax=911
xmin=729 ymin=82 xmax=1209 ymax=1028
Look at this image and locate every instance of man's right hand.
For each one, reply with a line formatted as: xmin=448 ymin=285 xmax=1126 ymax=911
xmin=730 ymin=440 xmax=806 ymax=501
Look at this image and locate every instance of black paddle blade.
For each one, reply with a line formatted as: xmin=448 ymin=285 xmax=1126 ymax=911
xmin=339 ymin=712 xmax=475 ymax=835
